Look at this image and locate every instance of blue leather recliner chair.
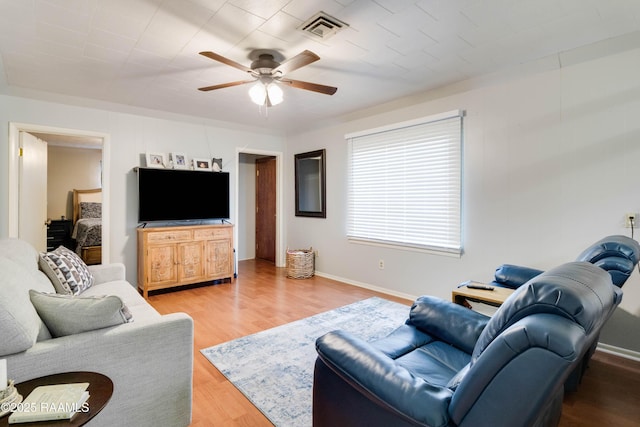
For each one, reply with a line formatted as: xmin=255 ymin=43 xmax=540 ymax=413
xmin=487 ymin=235 xmax=640 ymax=390
xmin=314 ymin=262 xmax=621 ymax=427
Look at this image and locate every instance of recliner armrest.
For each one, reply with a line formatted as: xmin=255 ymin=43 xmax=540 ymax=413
xmin=407 ymin=296 xmax=489 ymax=354
xmin=316 ymin=329 xmax=453 ymax=427
xmin=491 ymin=264 xmax=544 ymax=289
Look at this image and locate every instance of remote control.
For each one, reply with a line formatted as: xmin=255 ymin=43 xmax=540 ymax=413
xmin=466 ymin=284 xmax=494 ymax=291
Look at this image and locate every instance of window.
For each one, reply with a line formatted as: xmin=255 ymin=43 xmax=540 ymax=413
xmin=346 ymin=110 xmax=463 ymax=255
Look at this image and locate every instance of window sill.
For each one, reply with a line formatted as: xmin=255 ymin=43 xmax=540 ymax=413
xmin=347 ymin=237 xmax=462 ymax=258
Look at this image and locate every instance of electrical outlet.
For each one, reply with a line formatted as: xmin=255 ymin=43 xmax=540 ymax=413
xmin=378 ymin=259 xmax=385 ymax=270
xmin=314 ymin=250 xmax=319 ymax=258
xmin=625 ymin=213 xmax=637 ymax=228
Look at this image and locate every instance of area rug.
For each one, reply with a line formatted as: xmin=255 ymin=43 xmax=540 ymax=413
xmin=201 ymin=297 xmax=410 ymax=427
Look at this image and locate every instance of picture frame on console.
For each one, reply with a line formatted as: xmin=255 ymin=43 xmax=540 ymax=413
xmin=170 ymin=152 xmax=187 ymax=169
xmin=212 ymin=158 xmax=222 ymax=172
xmin=193 ymin=158 xmax=211 ymax=171
xmin=146 ymin=152 xmax=165 ymax=168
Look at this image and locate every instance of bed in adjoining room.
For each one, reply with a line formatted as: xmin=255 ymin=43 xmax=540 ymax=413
xmin=72 ymin=188 xmax=102 ymax=265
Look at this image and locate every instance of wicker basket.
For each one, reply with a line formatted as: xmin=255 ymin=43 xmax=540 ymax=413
xmin=286 ymin=247 xmax=315 ymax=279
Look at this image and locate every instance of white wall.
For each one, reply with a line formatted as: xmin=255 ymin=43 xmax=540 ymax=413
xmin=286 ymin=48 xmax=640 ymax=353
xmin=0 ymin=95 xmax=285 ymax=284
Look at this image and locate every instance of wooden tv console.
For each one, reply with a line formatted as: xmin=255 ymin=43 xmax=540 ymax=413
xmin=137 ymin=223 xmax=234 ymax=298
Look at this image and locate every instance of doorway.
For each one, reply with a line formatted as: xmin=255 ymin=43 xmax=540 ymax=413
xmin=237 ymin=150 xmax=284 ymax=267
xmin=8 ymin=122 xmax=110 ymax=263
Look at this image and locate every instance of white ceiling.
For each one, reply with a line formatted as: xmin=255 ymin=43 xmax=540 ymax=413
xmin=1 ymin=0 xmax=640 ymax=133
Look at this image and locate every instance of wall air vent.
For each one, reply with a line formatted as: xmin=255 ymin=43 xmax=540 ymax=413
xmin=299 ymin=11 xmax=349 ymax=40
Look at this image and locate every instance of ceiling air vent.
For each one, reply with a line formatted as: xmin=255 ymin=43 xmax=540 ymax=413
xmin=299 ymin=12 xmax=349 ymax=40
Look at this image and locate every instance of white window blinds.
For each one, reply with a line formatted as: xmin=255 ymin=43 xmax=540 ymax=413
xmin=346 ymin=110 xmax=463 ymax=255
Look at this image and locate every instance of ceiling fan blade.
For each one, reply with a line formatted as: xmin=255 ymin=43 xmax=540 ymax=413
xmin=198 ymin=80 xmax=255 ymax=91
xmin=272 ymin=50 xmax=320 ymax=75
xmin=279 ymin=78 xmax=338 ymax=95
xmin=199 ymin=51 xmax=253 ymax=73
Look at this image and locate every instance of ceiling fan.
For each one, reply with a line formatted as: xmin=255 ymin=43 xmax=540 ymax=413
xmin=198 ymin=49 xmax=337 ymax=107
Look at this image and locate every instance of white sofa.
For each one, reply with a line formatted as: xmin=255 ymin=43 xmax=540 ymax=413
xmin=0 ymin=238 xmax=193 ymax=426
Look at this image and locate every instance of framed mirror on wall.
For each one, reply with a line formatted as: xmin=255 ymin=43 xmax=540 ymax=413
xmin=295 ymin=149 xmax=326 ymax=218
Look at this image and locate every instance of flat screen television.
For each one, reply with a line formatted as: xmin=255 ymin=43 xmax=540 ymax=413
xmin=137 ymin=168 xmax=230 ymax=222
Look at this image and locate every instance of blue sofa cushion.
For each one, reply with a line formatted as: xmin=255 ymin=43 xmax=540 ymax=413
xmin=316 ymin=329 xmax=454 ymax=427
xmin=472 ymin=262 xmax=614 ymax=364
xmin=406 ymin=296 xmax=489 ymax=354
xmin=369 ymin=322 xmax=476 ymax=388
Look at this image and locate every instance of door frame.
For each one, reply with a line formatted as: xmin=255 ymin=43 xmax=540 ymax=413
xmin=236 ymin=148 xmax=284 ymax=267
xmin=8 ymin=122 xmax=111 ymax=263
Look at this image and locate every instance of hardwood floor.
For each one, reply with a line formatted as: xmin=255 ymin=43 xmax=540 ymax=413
xmin=147 ymin=259 xmax=640 ymax=426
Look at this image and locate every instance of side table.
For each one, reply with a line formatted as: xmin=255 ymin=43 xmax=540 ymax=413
xmin=0 ymin=372 xmax=113 ymax=427
xmin=452 ymin=284 xmax=514 ymax=308
xmin=46 ymin=219 xmax=74 ymax=252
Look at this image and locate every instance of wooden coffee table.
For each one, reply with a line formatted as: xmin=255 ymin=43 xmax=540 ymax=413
xmin=0 ymin=371 xmax=113 ymax=427
xmin=452 ymin=284 xmax=514 ymax=308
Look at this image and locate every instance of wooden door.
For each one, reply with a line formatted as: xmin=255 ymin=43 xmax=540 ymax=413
xmin=255 ymin=157 xmax=276 ymax=262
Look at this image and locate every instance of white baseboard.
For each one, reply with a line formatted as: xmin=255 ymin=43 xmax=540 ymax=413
xmin=314 ymin=270 xmax=417 ymax=302
xmin=597 ymin=343 xmax=640 ymax=362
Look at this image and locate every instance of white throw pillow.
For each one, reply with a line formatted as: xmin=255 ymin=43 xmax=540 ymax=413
xmin=39 ymin=246 xmax=94 ymax=295
xmin=29 ymin=290 xmax=133 ymax=338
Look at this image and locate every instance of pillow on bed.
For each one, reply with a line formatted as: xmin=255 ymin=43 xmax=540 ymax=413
xmin=39 ymin=246 xmax=94 ymax=295
xmin=79 ymin=202 xmax=101 ymax=219
xmin=29 ymin=290 xmax=133 ymax=337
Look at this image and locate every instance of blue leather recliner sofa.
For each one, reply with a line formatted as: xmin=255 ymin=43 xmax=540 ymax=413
xmin=313 ymin=262 xmax=621 ymax=427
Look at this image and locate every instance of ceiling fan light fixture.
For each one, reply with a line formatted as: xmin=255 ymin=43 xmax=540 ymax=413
xmin=249 ymin=82 xmax=266 ymax=105
xmin=249 ymin=81 xmax=283 ymax=107
xmin=199 ymin=49 xmax=337 ymax=107
xmin=267 ymin=83 xmax=283 ymax=105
